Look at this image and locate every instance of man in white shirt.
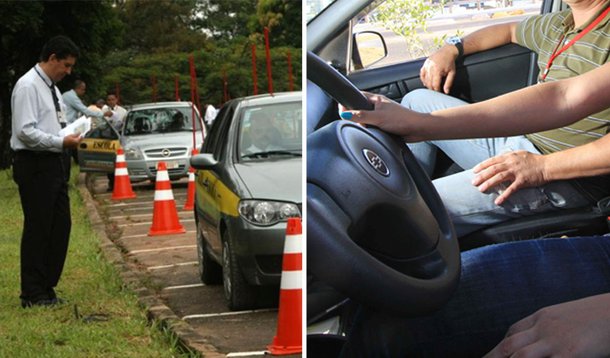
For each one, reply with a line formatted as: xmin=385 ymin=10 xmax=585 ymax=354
xmin=11 ymin=35 xmax=81 ymax=308
xmin=102 ymin=93 xmax=127 ymax=131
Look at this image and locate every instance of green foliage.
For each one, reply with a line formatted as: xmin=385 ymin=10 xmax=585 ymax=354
xmin=193 ymin=0 xmax=258 ymax=43
xmin=254 ymin=0 xmax=302 ymax=47
xmin=100 ymin=41 xmax=301 ymax=107
xmin=118 ymin=0 xmax=206 ymax=53
xmin=375 ymin=0 xmax=438 ymax=58
xmin=0 ymin=0 xmax=302 ymax=169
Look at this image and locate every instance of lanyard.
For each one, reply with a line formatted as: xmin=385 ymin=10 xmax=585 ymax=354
xmin=540 ymin=5 xmax=610 ymax=81
xmin=34 ymin=67 xmax=66 ymax=128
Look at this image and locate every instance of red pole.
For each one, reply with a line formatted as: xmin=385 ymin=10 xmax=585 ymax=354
xmin=115 ymin=82 xmax=121 ymax=104
xmin=251 ymin=44 xmax=258 ymax=95
xmin=264 ymin=27 xmax=273 ymax=95
xmin=175 ymin=75 xmax=180 ymax=101
xmin=287 ymin=50 xmax=294 ymax=92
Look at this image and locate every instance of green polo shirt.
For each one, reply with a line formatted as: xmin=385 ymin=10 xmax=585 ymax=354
xmin=515 ymin=6 xmax=610 ymax=198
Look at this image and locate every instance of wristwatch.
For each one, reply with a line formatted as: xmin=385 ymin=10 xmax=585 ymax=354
xmin=445 ymin=36 xmax=464 ymax=59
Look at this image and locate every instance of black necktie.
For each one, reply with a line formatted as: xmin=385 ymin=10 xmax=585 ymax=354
xmin=49 ymin=83 xmax=66 ymax=128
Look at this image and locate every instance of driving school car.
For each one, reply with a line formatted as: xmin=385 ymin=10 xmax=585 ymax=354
xmin=78 ymin=101 xmax=205 ymax=181
xmin=190 ymin=92 xmax=303 ymax=311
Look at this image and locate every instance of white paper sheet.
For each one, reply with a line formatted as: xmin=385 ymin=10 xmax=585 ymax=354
xmin=59 ymin=115 xmax=91 ymax=138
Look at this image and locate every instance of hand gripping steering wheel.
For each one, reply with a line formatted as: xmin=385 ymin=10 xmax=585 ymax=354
xmin=307 ymin=51 xmax=460 ymax=315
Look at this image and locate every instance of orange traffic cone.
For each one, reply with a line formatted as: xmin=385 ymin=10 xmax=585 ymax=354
xmin=111 ymin=148 xmax=136 ymax=200
xmin=267 ymin=218 xmax=302 ymax=355
xmin=183 ymin=148 xmax=198 ymax=211
xmin=148 ymin=161 xmax=186 ymax=236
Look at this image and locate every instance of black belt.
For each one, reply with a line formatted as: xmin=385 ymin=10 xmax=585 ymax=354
xmin=16 ymin=150 xmax=63 ymax=157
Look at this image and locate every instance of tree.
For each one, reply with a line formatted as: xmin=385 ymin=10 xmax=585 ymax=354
xmin=253 ymin=0 xmax=302 ymax=48
xmin=0 ymin=0 xmax=122 ymax=169
xmin=375 ymin=0 xmax=438 ymax=58
xmin=193 ymin=0 xmax=258 ymax=42
xmin=118 ymin=0 xmax=207 ymax=53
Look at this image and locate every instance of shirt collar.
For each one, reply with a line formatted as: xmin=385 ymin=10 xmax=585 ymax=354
xmin=35 ymin=63 xmax=54 ymax=87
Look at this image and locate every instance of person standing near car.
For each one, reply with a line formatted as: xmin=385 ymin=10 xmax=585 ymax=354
xmin=102 ymin=93 xmax=126 ymax=131
xmin=102 ymin=92 xmax=127 ymax=191
xmin=62 ymin=80 xmax=112 ymax=124
xmin=394 ymin=0 xmax=610 ymax=237
xmin=10 ymin=35 xmax=82 ymax=308
xmin=62 ymin=80 xmax=112 ymax=165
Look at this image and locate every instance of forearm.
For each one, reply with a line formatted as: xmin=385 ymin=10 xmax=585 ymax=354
xmin=416 ymin=64 xmax=610 ymax=141
xmin=543 ymin=135 xmax=610 ymax=181
xmin=462 ymin=22 xmax=517 ymax=56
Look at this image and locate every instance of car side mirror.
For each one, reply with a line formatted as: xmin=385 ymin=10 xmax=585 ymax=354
xmin=352 ymin=31 xmax=388 ymax=70
xmin=190 ymin=153 xmax=218 ymax=170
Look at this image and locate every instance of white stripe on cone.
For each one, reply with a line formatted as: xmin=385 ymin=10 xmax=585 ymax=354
xmin=154 ymin=189 xmax=175 ymax=201
xmin=115 ymin=167 xmax=129 ymax=176
xmin=156 ymin=170 xmax=170 ymax=181
xmin=116 ymin=154 xmax=126 ymax=162
xmin=283 ymin=234 xmax=301 ymax=254
xmin=279 ymin=271 xmax=301 ymax=290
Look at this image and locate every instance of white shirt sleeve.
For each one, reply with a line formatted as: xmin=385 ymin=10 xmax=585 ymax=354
xmin=12 ymin=85 xmax=64 ymax=151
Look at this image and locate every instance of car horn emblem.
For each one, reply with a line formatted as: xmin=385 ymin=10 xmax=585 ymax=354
xmin=362 ymin=149 xmax=389 ymax=177
xmin=161 ymin=148 xmax=171 ymax=157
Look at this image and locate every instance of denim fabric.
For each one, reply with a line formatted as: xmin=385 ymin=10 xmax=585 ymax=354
xmin=401 ymin=89 xmax=592 ymax=237
xmin=340 ymin=236 xmax=610 ymax=357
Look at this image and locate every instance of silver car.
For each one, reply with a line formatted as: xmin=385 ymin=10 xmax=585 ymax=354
xmin=121 ymin=102 xmax=206 ymax=182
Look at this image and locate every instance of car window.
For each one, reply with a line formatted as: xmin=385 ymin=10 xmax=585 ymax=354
xmin=238 ymin=101 xmax=302 ymax=160
xmin=85 ymin=119 xmax=119 ymax=140
xmin=307 ymin=0 xmax=337 ymax=22
xmin=349 ymin=0 xmax=544 ymax=73
xmin=123 ymin=106 xmax=202 ymax=136
xmin=201 ymin=103 xmax=234 ymax=161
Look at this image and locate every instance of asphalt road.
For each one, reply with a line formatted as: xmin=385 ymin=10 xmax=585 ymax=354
xmin=84 ymin=173 xmax=300 ymax=357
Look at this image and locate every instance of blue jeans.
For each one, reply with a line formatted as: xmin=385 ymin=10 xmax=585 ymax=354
xmin=401 ymin=89 xmax=591 ymax=237
xmin=340 ymin=236 xmax=610 ymax=357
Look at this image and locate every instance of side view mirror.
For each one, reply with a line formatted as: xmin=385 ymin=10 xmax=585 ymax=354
xmin=352 ymin=31 xmax=388 ymax=70
xmin=190 ymin=153 xmax=218 ymax=170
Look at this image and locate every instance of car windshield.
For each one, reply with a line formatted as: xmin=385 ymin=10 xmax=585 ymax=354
xmin=123 ymin=106 xmax=202 ymax=135
xmin=239 ymin=101 xmax=302 ymax=161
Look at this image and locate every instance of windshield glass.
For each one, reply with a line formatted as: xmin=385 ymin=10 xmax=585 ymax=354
xmin=123 ymin=106 xmax=202 ymax=135
xmin=306 ymin=0 xmax=336 ymax=22
xmin=239 ymin=101 xmax=302 ymax=161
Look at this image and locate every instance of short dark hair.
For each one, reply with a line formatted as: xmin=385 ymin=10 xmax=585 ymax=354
xmin=40 ymin=35 xmax=80 ymax=62
xmin=73 ymin=79 xmax=85 ymax=89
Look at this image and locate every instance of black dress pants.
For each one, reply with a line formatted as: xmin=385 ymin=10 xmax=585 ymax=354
xmin=13 ymin=151 xmax=71 ymax=301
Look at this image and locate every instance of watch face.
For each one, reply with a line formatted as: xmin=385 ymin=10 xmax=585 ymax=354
xmin=446 ymin=36 xmax=461 ymax=45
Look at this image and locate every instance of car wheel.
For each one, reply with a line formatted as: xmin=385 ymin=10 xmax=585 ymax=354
xmin=222 ymin=233 xmax=257 ymax=310
xmin=196 ymin=221 xmax=222 ymax=285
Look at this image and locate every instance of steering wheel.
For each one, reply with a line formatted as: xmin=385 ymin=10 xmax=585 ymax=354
xmin=307 ymin=51 xmax=460 ymax=315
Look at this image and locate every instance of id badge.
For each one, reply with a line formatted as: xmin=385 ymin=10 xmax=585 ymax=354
xmin=57 ymin=111 xmax=67 ymax=127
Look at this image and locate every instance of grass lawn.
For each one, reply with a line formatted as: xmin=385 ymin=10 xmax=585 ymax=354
xmin=0 ymin=167 xmax=196 ymax=357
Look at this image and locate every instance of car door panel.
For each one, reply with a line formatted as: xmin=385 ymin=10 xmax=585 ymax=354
xmin=348 ymin=44 xmax=537 ymax=104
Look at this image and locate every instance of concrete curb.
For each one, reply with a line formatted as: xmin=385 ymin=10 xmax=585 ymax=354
xmin=77 ymin=173 xmax=225 ymax=357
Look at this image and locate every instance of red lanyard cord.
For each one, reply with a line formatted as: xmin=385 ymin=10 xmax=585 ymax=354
xmin=541 ymin=5 xmax=610 ymax=81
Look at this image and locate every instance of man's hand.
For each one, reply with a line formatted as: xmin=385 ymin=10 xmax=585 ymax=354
xmin=484 ymin=294 xmax=610 ymax=358
xmin=420 ymin=45 xmax=459 ymax=94
xmin=104 ymin=111 xmax=113 ymax=117
xmin=62 ymin=133 xmax=82 ymax=149
xmin=472 ymin=150 xmax=548 ymax=205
